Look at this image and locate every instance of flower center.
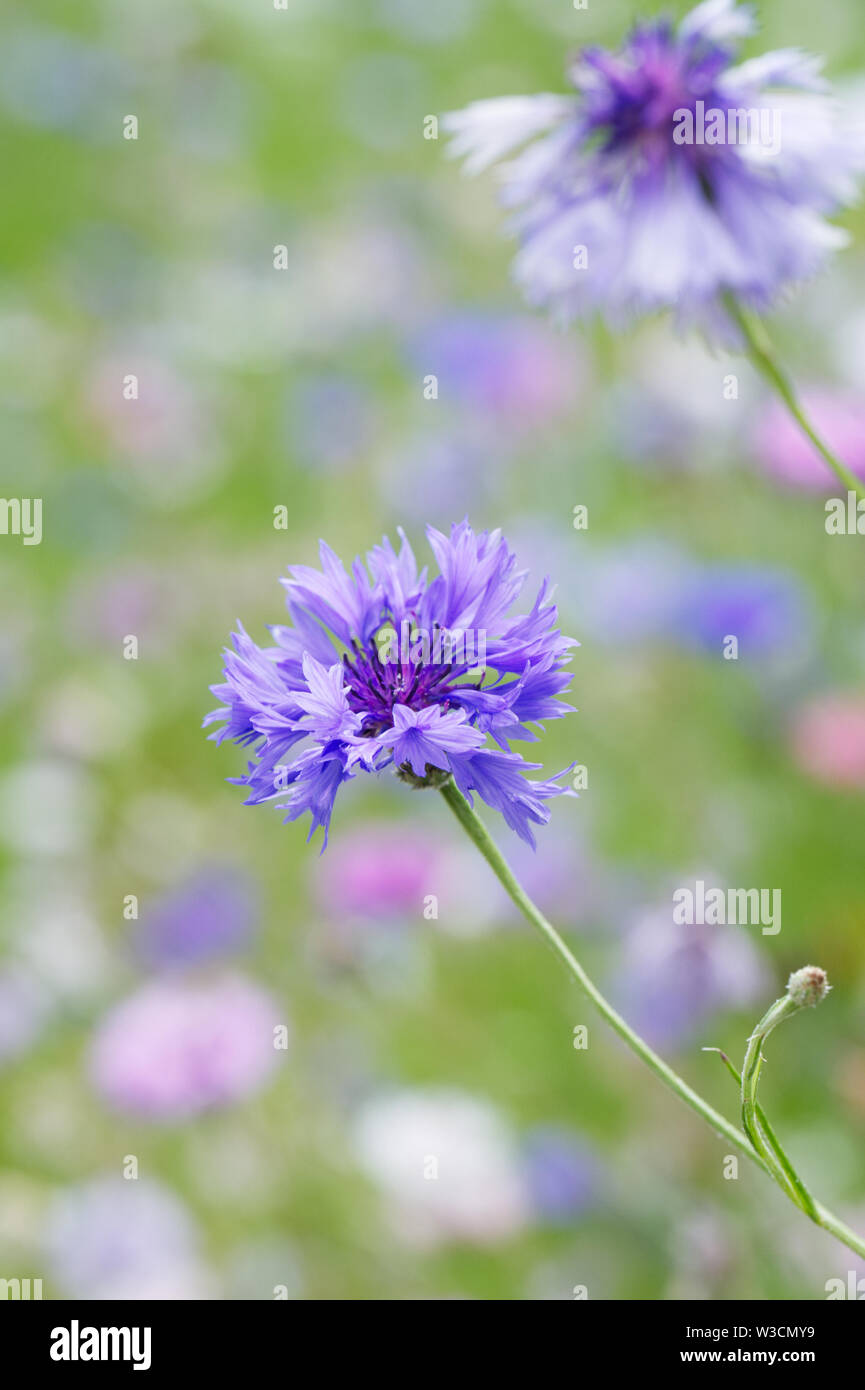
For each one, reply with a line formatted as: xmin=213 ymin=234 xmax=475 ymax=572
xmin=582 ymin=29 xmax=730 ymax=160
xmin=342 ymin=639 xmax=456 ymax=735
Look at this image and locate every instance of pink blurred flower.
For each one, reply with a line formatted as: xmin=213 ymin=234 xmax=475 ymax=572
xmin=86 ymin=356 xmax=227 ymax=504
xmin=753 ymin=390 xmax=865 ymax=491
xmin=313 ymin=826 xmax=447 ymax=921
xmin=310 ymin=824 xmax=508 ymax=954
xmin=65 ymin=563 xmax=187 ymax=655
xmin=89 ymin=973 xmax=283 ymax=1120
xmin=789 ymin=695 xmax=865 ymax=788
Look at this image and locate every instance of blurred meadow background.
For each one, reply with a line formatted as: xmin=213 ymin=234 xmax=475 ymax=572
xmin=2 ymin=0 xmax=865 ymax=1300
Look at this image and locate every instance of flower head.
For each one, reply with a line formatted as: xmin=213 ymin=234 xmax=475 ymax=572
xmin=445 ymin=0 xmax=863 ymax=340
xmin=206 ymin=521 xmax=576 ymax=847
xmin=787 ymin=964 xmax=829 ymax=1008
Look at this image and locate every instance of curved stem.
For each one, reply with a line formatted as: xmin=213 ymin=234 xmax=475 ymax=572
xmin=440 ymin=777 xmax=865 ymax=1261
xmin=724 ymin=293 xmax=865 ymax=502
xmin=708 ymin=1047 xmax=817 ymax=1220
xmin=741 ymin=1014 xmax=784 ymax=1181
xmin=740 ymin=995 xmax=822 ymax=1220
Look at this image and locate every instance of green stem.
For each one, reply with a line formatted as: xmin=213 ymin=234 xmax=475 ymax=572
xmin=440 ymin=777 xmax=865 ymax=1261
xmin=741 ymin=1012 xmax=784 ymax=1182
xmin=724 ymin=294 xmax=865 ymax=502
xmin=707 ymin=1048 xmax=818 ymax=1221
xmin=740 ymin=997 xmax=810 ymax=1205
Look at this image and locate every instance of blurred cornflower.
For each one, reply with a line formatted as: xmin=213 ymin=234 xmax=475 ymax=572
xmin=45 ymin=1176 xmax=210 ymax=1301
xmin=673 ymin=564 xmax=811 ymax=658
xmin=614 ymin=902 xmax=769 ymax=1049
xmin=574 ymin=538 xmax=693 ymax=647
xmin=375 ymin=432 xmax=490 ymax=526
xmin=407 ymin=311 xmax=580 ymax=433
xmin=206 ymin=520 xmax=576 ymax=847
xmin=605 ymin=382 xmax=704 ymax=471
xmin=89 ymin=974 xmax=282 ymax=1121
xmin=445 ymin=0 xmax=863 ymax=341
xmin=522 ymin=1126 xmax=601 ymax=1225
xmin=287 ymin=374 xmax=377 ymax=473
xmin=573 ymin=542 xmax=810 ymax=664
xmin=134 ymin=865 xmax=259 ymax=968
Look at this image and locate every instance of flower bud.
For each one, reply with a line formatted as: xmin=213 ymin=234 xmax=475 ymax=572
xmin=787 ymin=965 xmax=829 ymax=1008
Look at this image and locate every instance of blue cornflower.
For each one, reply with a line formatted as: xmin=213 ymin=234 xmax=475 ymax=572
xmin=445 ymin=0 xmax=863 ymax=341
xmin=205 ymin=521 xmax=577 ymax=847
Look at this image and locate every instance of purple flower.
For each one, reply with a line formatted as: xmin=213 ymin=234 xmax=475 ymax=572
xmin=89 ymin=974 xmax=283 ymax=1121
xmin=523 ymin=1126 xmax=600 ymax=1224
xmin=135 ymin=865 xmax=259 ymax=968
xmin=407 ymin=311 xmax=581 ymax=430
xmin=673 ymin=565 xmax=810 ymax=657
xmin=614 ymin=903 xmax=769 ymax=1049
xmin=206 ymin=521 xmax=577 ymax=847
xmin=445 ymin=0 xmax=863 ymax=340
xmin=287 ymin=374 xmax=376 ymax=473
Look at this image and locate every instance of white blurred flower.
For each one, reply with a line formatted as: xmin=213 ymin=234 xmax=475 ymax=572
xmin=1 ymin=866 xmax=113 ymax=1004
xmin=225 ymin=1238 xmax=304 ymax=1301
xmin=39 ymin=673 xmax=143 ymax=760
xmin=352 ymin=1089 xmax=529 ymax=1247
xmin=0 ymin=760 xmax=98 ymax=855
xmin=0 ymin=964 xmax=53 ymax=1064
